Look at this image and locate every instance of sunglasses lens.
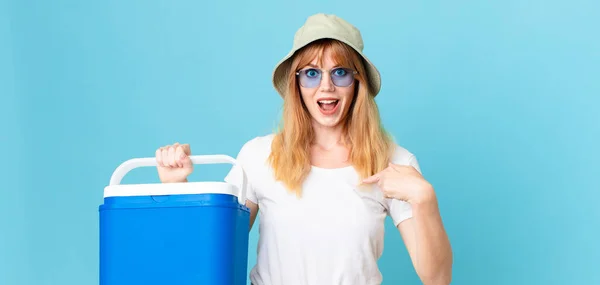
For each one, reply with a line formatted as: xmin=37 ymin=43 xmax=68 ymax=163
xmin=298 ymin=69 xmax=321 ymax=88
xmin=331 ymin=68 xmax=354 ymax=87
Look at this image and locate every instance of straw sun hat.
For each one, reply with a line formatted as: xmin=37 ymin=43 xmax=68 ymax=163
xmin=272 ymin=13 xmax=382 ymax=98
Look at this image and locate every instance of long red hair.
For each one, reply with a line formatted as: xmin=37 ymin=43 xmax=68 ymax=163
xmin=268 ymin=39 xmax=395 ymax=196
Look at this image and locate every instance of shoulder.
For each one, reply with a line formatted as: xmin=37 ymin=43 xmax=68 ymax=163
xmin=238 ymin=133 xmax=275 ymax=153
xmin=390 ymin=144 xmax=421 ymax=173
xmin=234 ymin=133 xmax=275 ymax=164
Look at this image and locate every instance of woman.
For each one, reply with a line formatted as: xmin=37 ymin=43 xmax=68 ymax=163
xmin=155 ymin=13 xmax=452 ymax=285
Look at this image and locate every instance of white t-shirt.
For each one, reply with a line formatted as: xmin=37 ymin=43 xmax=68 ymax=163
xmin=224 ymin=134 xmax=421 ymax=285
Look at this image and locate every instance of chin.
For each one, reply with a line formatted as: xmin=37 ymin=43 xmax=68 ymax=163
xmin=312 ymin=116 xmax=344 ymax=128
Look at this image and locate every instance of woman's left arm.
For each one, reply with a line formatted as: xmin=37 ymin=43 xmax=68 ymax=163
xmin=397 ymin=191 xmax=453 ymax=285
xmin=363 ymin=163 xmax=453 ymax=285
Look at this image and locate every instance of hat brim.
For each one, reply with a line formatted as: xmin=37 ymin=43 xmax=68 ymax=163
xmin=272 ymin=37 xmax=381 ymax=98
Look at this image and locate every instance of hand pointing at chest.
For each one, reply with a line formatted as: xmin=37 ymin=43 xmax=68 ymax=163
xmin=362 ymin=163 xmax=436 ymax=205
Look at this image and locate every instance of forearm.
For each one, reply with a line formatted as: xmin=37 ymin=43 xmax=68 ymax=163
xmin=411 ymin=195 xmax=453 ymax=285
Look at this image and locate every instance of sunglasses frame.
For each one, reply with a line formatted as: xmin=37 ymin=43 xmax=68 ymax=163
xmin=295 ymin=67 xmax=358 ymax=88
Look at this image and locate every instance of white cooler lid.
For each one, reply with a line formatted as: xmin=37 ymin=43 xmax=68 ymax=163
xmin=103 ymin=182 xmax=239 ymax=198
xmin=105 ymin=154 xmax=247 ymax=205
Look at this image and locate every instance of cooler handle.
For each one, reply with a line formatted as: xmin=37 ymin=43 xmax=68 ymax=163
xmin=108 ymin=154 xmax=247 ymax=205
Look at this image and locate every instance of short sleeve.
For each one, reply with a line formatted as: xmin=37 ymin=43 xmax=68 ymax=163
xmin=224 ymin=139 xmax=258 ymax=204
xmin=386 ymin=153 xmax=422 ymax=226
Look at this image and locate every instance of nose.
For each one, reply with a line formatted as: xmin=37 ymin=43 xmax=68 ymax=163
xmin=319 ymin=71 xmax=335 ymax=92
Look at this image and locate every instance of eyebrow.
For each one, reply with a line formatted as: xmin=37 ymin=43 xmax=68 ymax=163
xmin=301 ymin=63 xmax=344 ymax=69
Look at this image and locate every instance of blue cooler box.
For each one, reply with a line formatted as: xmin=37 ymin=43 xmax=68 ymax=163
xmin=99 ymin=154 xmax=250 ymax=285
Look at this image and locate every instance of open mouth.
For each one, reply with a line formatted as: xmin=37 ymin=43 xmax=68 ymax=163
xmin=317 ymin=99 xmax=339 ymax=114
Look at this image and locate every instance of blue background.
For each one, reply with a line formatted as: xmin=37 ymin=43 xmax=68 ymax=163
xmin=1 ymin=0 xmax=599 ymax=284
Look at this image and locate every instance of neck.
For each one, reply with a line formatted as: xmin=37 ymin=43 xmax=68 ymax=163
xmin=311 ymin=121 xmax=345 ymax=150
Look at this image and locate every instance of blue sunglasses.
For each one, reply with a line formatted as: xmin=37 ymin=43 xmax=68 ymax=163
xmin=295 ymin=67 xmax=357 ymax=88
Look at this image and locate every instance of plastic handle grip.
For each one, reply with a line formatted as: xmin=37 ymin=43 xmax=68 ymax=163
xmin=108 ymin=154 xmax=247 ymax=205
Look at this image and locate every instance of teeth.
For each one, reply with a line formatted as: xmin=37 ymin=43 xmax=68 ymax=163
xmin=318 ymin=100 xmax=338 ymax=104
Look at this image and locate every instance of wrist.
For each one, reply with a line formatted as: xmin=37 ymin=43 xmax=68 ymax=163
xmin=408 ymin=184 xmax=436 ymax=206
xmin=410 ymin=192 xmax=441 ymax=219
xmin=164 ymin=178 xmax=188 ymax=183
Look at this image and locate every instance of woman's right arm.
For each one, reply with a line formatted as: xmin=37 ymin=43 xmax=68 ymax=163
xmin=246 ymin=201 xmax=259 ymax=230
xmin=156 ymin=142 xmax=259 ymax=231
